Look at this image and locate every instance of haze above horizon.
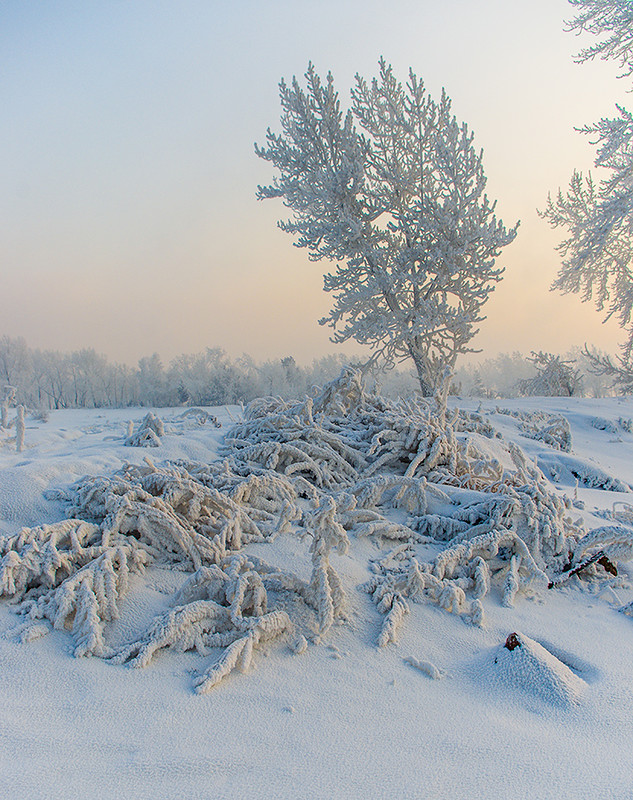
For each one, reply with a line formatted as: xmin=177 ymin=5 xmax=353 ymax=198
xmin=0 ymin=0 xmax=626 ymax=366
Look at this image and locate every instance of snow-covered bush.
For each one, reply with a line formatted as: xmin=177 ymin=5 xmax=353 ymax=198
xmin=591 ymin=416 xmax=618 ymax=433
xmin=125 ymin=412 xmax=165 ymax=447
xmin=497 ymin=408 xmax=573 ymax=452
xmin=2 ymin=368 xmax=631 ymax=691
xmin=537 ymin=451 xmax=631 ymax=493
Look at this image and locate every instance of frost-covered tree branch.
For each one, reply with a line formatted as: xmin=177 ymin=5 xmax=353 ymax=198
xmin=543 ymin=1 xmax=633 ymax=373
xmin=256 ymin=60 xmax=518 ymax=396
xmin=582 ymin=342 xmax=633 ymax=392
xmin=566 ymin=0 xmax=633 ymax=78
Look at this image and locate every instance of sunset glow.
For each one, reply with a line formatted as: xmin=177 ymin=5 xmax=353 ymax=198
xmin=0 ymin=0 xmax=625 ymax=365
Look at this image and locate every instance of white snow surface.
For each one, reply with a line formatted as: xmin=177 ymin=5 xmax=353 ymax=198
xmin=1 ymin=399 xmax=633 ymax=799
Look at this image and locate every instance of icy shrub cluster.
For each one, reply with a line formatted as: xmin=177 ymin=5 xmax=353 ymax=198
xmin=124 ymin=409 xmax=221 ymax=449
xmin=125 ymin=412 xmax=165 ymax=447
xmin=1 ymin=369 xmax=631 ymax=691
xmin=591 ymin=416 xmax=633 ymax=436
xmin=496 ymin=407 xmax=573 ymax=452
xmin=0 ymin=386 xmax=26 ymax=453
xmin=537 ymin=452 xmax=631 ymax=494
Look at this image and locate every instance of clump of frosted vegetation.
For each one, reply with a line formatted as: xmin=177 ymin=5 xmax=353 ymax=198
xmin=0 ymin=387 xmax=27 ymax=452
xmin=496 ymin=407 xmax=573 ymax=452
xmin=1 ymin=369 xmax=631 ymax=692
xmin=1 ymin=386 xmax=15 ymax=429
xmin=537 ymin=451 xmax=631 ymax=493
xmin=125 ymin=412 xmax=165 ymax=447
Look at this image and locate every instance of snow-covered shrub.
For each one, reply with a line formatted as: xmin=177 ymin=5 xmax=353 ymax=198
xmin=537 ymin=452 xmax=631 ymax=493
xmin=2 ymin=367 xmax=632 ymax=691
xmin=176 ymin=408 xmax=221 ymax=428
xmin=125 ymin=412 xmax=165 ymax=447
xmin=592 ymin=416 xmax=618 ymax=433
xmin=496 ymin=408 xmax=572 ymax=452
xmin=112 ymin=555 xmax=296 ymax=693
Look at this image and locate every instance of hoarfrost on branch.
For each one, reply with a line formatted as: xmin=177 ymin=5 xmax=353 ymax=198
xmin=256 ymin=61 xmax=517 ymax=395
xmin=543 ymin=1 xmax=633 ymax=377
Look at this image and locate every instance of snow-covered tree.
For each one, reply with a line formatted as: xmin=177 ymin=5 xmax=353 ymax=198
xmin=566 ymin=0 xmax=633 ymax=77
xmin=256 ymin=60 xmax=518 ymax=396
xmin=516 ymin=351 xmax=583 ymax=397
xmin=0 ymin=336 xmax=31 ymax=403
xmin=137 ymin=353 xmax=171 ymax=408
xmin=580 ymin=343 xmax=633 ymax=393
xmin=542 ymin=1 xmax=633 ymax=366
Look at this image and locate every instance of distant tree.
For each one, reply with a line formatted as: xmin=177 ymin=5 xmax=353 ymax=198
xmin=542 ymin=0 xmax=633 ymax=372
xmin=568 ymin=343 xmax=615 ymax=396
xmin=281 ymin=356 xmax=298 ymax=381
xmin=454 ymin=351 xmax=533 ymax=398
xmin=138 ymin=353 xmax=170 ymax=407
xmin=0 ymin=336 xmax=31 ymax=401
xmin=256 ymin=60 xmax=517 ymax=396
xmin=167 ymin=348 xmax=259 ymax=406
xmin=68 ymin=349 xmax=113 ymax=407
xmin=112 ymin=363 xmax=139 ymax=407
xmin=579 ymin=343 xmax=633 ymax=393
xmin=33 ymin=350 xmax=71 ymax=409
xmin=516 ymin=351 xmax=583 ymax=397
xmin=468 ymin=370 xmax=487 ymax=398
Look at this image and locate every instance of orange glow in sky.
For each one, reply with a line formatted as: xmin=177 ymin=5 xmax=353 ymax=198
xmin=0 ymin=0 xmax=626 ymax=365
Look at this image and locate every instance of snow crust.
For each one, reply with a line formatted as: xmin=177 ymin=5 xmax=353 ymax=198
xmin=1 ymin=396 xmax=633 ymax=798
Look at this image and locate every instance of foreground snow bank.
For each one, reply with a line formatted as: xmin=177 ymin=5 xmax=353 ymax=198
xmin=1 ymin=380 xmax=633 ymax=798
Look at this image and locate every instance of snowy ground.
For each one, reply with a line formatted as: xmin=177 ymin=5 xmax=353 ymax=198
xmin=1 ymin=399 xmax=633 ymax=799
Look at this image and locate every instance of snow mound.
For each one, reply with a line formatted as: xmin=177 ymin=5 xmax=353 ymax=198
xmin=487 ymin=632 xmax=587 ymax=708
xmin=404 ymin=655 xmax=444 ymax=679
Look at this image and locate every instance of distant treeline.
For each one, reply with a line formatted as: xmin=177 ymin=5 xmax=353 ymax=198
xmin=0 ymin=336 xmax=617 ymax=410
xmin=0 ymin=337 xmax=367 ymax=409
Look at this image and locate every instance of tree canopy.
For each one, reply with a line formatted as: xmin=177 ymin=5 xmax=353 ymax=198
xmin=543 ymin=0 xmax=633 ymax=366
xmin=256 ymin=60 xmax=517 ymax=395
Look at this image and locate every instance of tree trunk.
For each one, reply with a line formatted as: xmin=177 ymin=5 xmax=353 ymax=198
xmin=409 ymin=346 xmax=433 ymax=396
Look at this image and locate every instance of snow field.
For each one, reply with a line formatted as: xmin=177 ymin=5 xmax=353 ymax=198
xmin=1 ymin=386 xmax=633 ymax=798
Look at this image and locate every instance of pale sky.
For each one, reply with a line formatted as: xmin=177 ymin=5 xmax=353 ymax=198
xmin=0 ymin=0 xmax=627 ymax=366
